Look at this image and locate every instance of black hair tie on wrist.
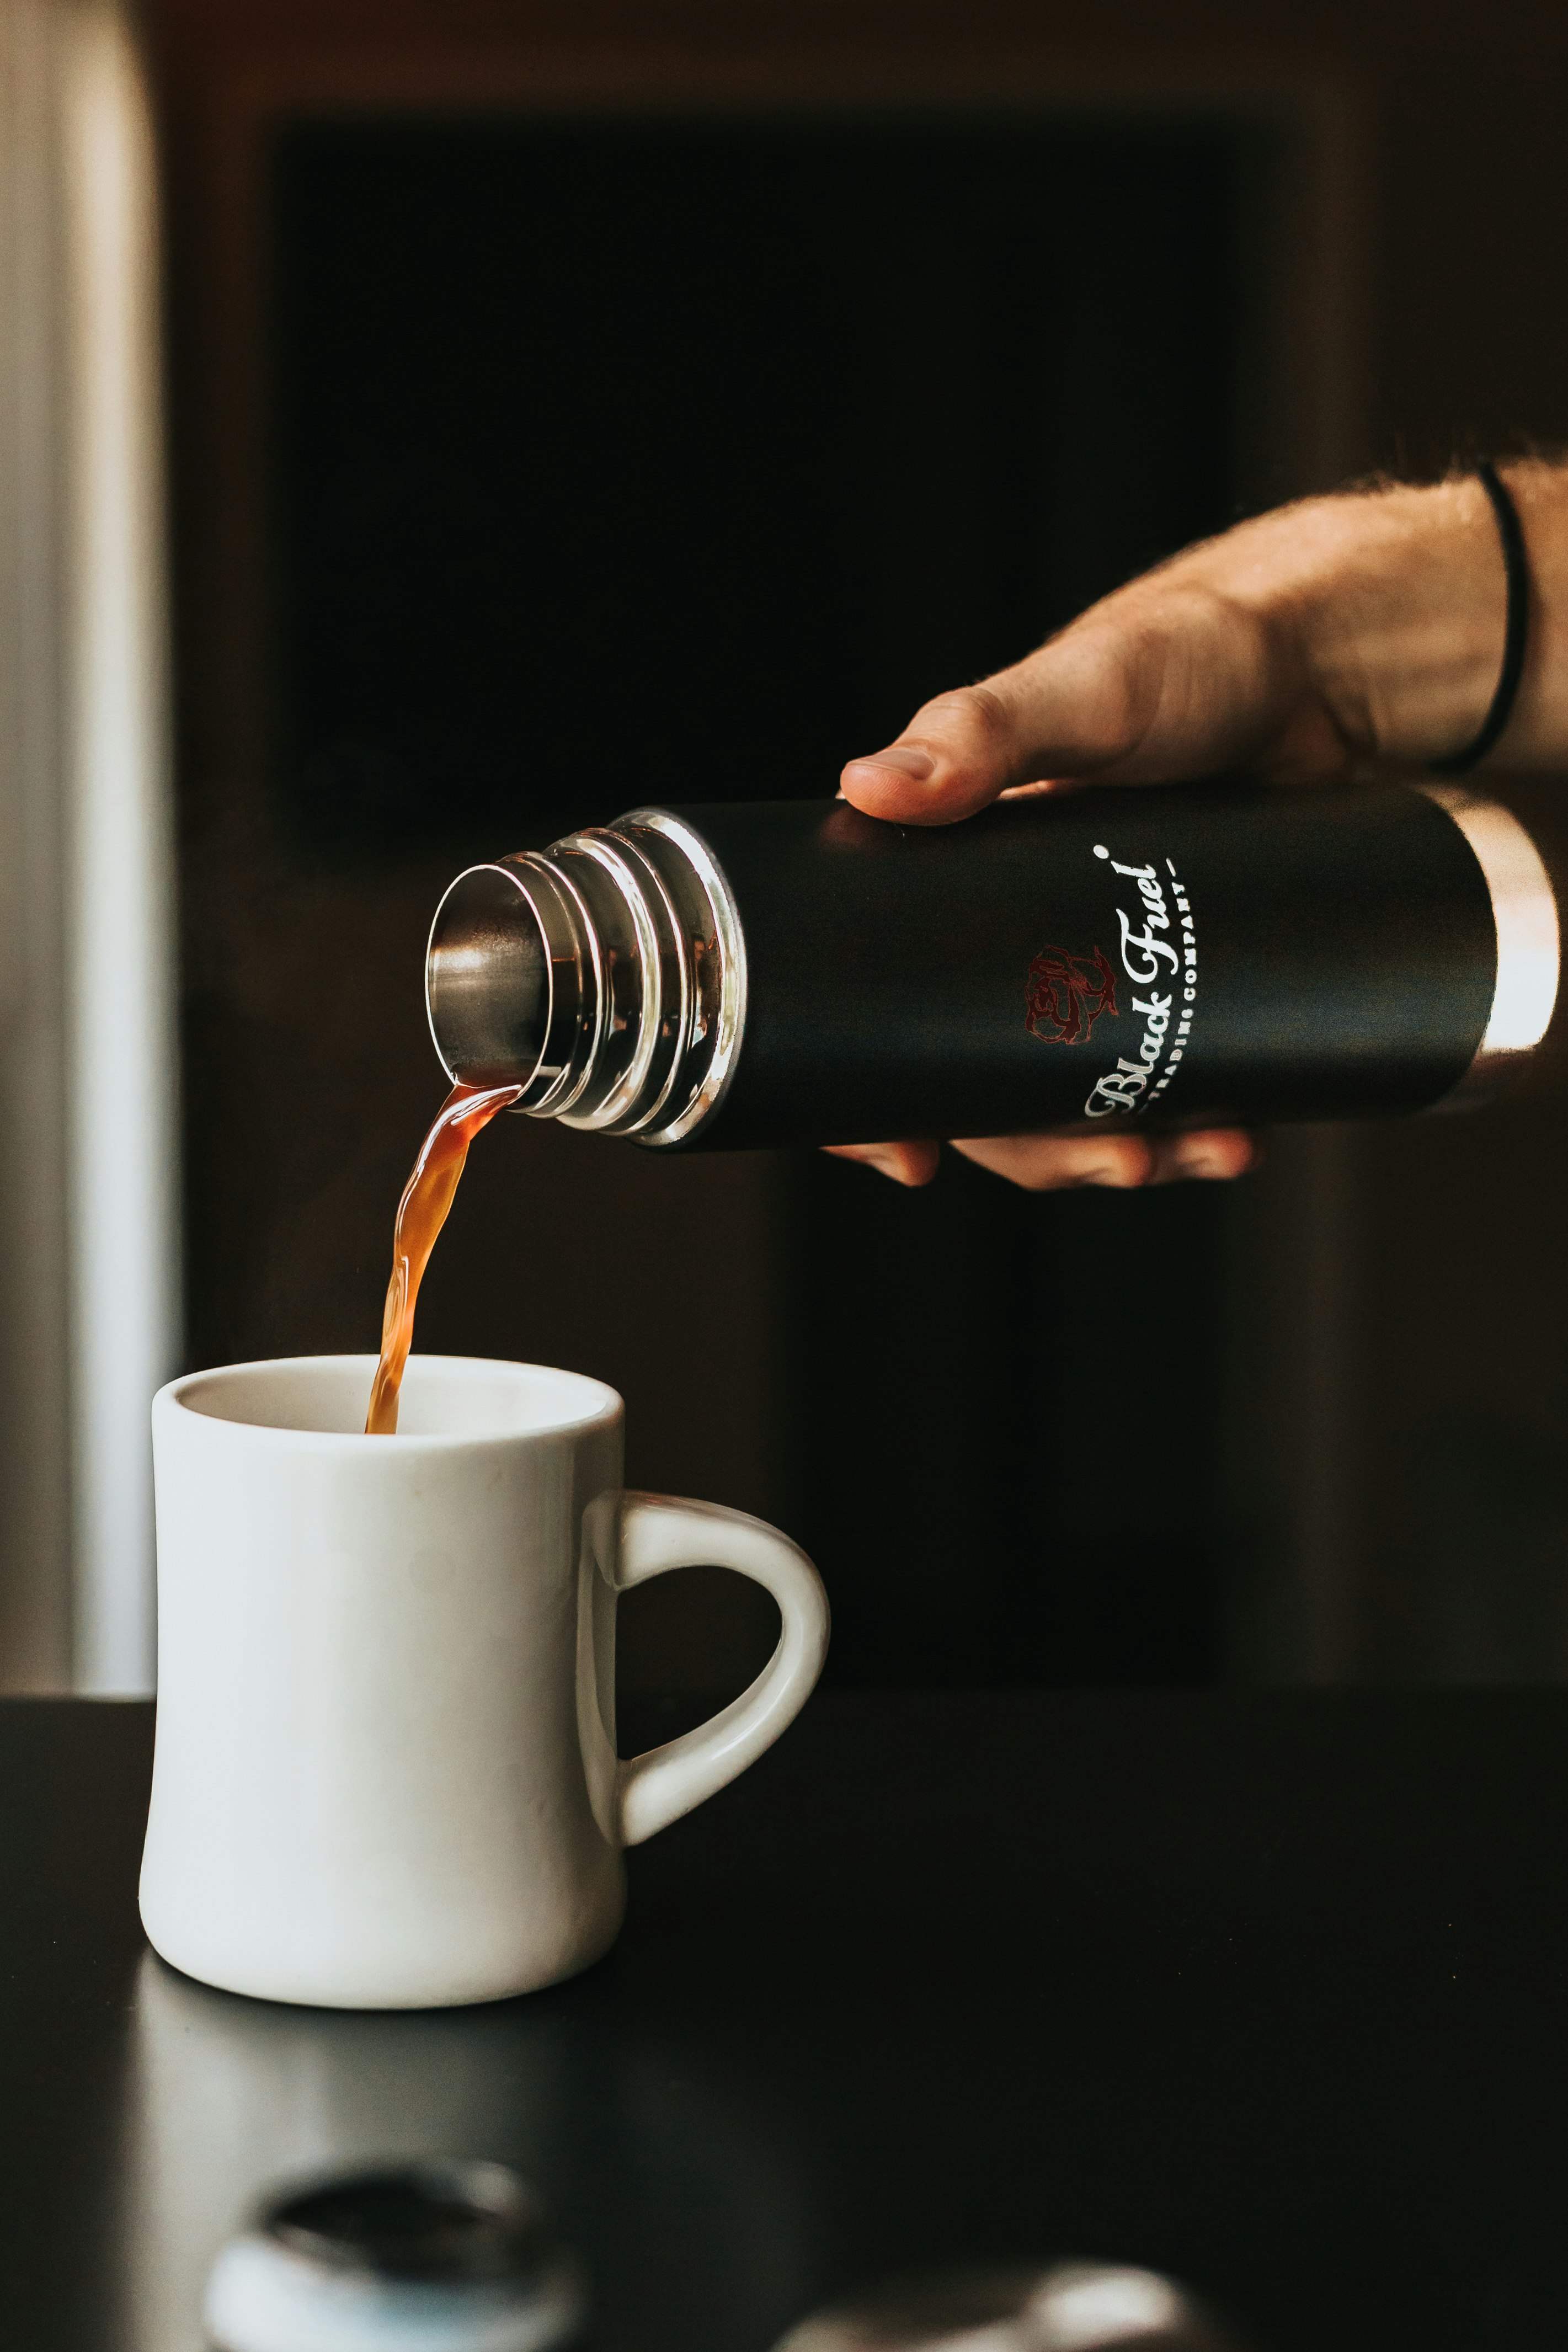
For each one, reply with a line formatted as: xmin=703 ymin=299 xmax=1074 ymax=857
xmin=1430 ymin=457 xmax=1530 ymax=775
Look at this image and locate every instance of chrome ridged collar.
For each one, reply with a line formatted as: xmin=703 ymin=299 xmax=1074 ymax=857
xmin=614 ymin=808 xmax=748 ymax=1147
xmin=424 ymin=807 xmax=746 ymax=1145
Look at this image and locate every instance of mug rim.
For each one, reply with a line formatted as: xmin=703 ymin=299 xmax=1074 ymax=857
xmin=156 ymin=1352 xmax=622 ymax=1449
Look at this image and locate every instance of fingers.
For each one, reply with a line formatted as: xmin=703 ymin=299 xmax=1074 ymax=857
xmin=951 ymin=1128 xmax=1258 ymax=1191
xmin=823 ymin=1140 xmax=941 ymax=1187
xmin=825 ymin=1130 xmax=1258 ymax=1192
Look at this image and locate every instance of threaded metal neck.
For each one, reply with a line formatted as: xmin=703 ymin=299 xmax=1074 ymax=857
xmin=425 ymin=808 xmax=744 ymax=1144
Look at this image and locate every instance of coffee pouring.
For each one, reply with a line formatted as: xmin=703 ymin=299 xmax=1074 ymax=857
xmin=424 ymin=781 xmax=1560 ymax=1151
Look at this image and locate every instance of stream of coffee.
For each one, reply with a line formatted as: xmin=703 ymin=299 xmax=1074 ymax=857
xmin=365 ymin=1080 xmax=524 ymax=1436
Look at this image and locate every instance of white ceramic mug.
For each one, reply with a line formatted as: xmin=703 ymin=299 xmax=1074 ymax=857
xmin=140 ymin=1354 xmax=829 ymax=2010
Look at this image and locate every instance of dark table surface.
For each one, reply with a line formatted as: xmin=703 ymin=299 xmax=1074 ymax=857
xmin=6 ymin=1689 xmax=1568 ymax=2352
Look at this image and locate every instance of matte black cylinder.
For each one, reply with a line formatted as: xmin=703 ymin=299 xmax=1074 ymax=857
xmin=425 ymin=781 xmax=1559 ymax=1152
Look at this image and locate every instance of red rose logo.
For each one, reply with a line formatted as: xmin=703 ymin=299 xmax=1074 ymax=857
xmin=1025 ymin=946 xmax=1119 ymax=1046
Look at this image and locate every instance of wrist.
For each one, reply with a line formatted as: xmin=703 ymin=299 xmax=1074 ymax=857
xmin=1289 ymin=478 xmax=1507 ymax=766
xmin=1491 ymin=460 xmax=1568 ymax=761
xmin=1290 ymin=465 xmax=1568 ymax=770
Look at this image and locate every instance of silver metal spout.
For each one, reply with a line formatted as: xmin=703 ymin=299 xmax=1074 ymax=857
xmin=426 ymin=862 xmax=553 ymax=1090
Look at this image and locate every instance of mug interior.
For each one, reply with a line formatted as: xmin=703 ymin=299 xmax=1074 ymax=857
xmin=169 ymin=1354 xmax=619 ymax=1441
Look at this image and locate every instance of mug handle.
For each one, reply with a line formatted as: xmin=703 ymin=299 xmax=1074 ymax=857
xmin=608 ymin=1492 xmax=830 ymax=1846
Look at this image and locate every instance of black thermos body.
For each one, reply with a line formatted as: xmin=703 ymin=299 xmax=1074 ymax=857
xmin=425 ymin=781 xmax=1560 ymax=1149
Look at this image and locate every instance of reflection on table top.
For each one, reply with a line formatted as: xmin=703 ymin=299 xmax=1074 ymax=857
xmin=2 ymin=1689 xmax=1566 ymax=2351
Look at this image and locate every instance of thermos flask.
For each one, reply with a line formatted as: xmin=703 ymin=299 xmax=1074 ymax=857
xmin=424 ymin=781 xmax=1559 ymax=1150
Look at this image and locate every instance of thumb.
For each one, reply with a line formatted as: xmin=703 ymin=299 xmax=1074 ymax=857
xmin=839 ymin=685 xmax=1019 ymax=824
xmin=840 ymin=628 xmax=1148 ymax=825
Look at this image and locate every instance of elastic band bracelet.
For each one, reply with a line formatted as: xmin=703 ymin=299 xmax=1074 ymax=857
xmin=1430 ymin=458 xmax=1530 ymax=775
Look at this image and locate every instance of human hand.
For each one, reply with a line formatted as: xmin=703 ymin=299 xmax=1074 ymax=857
xmin=823 ymin=1129 xmax=1258 ymax=1191
xmin=830 ymin=463 xmax=1568 ymax=1189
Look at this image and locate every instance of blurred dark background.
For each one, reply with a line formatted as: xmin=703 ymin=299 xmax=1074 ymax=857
xmin=148 ymin=0 xmax=1568 ymax=1709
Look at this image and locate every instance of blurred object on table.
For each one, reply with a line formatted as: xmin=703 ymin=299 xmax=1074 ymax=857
xmin=204 ymin=2159 xmax=588 ymax=2352
xmin=120 ymin=1950 xmax=809 ymax=2352
xmin=773 ymin=2259 xmax=1248 ymax=2350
